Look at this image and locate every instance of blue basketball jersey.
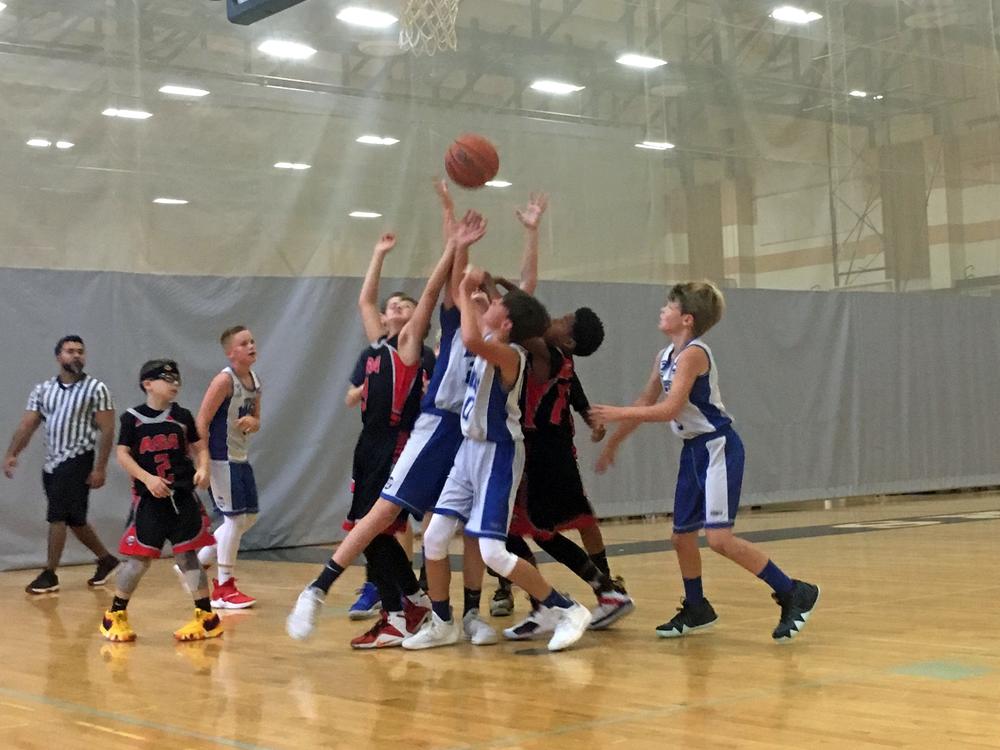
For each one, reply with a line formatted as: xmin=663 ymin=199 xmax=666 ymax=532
xmin=460 ymin=340 xmax=526 ymax=443
xmin=659 ymin=339 xmax=732 ymax=439
xmin=208 ymin=367 xmax=260 ymax=463
xmin=422 ymin=304 xmax=475 ymax=416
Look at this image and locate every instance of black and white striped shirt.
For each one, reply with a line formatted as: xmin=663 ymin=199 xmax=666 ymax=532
xmin=26 ymin=375 xmax=115 ymax=473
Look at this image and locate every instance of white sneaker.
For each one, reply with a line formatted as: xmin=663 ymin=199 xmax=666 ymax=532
xmin=589 ymin=589 xmax=636 ymax=630
xmin=502 ymin=607 xmax=561 ymax=641
xmin=547 ymin=602 xmax=593 ymax=652
xmin=462 ymin=609 xmax=498 ymax=646
xmin=401 ymin=611 xmax=459 ymax=650
xmin=286 ymin=587 xmax=326 ymax=641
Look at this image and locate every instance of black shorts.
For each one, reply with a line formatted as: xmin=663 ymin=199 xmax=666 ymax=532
xmin=43 ymin=451 xmax=94 ymax=527
xmin=515 ymin=431 xmax=596 ymax=534
xmin=346 ymin=427 xmax=409 ymax=527
xmin=118 ymin=488 xmax=215 ymax=558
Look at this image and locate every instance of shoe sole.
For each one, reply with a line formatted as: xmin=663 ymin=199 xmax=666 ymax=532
xmin=589 ymin=599 xmax=636 ymax=630
xmin=26 ymin=585 xmax=60 ymax=594
xmin=101 ymin=633 xmax=137 ymax=643
xmin=211 ymin=598 xmax=256 ymax=610
xmin=773 ymin=586 xmax=821 ymax=642
xmin=400 ymin=636 xmax=459 ymax=650
xmin=464 ymin=630 xmax=499 ymax=646
xmin=489 ymin=606 xmax=514 ymax=617
xmin=348 ymin=609 xmax=381 ymax=621
xmin=351 ymin=638 xmax=404 ymax=649
xmin=655 ymin=618 xmax=718 ymax=638
xmin=175 ymin=631 xmax=223 ymax=641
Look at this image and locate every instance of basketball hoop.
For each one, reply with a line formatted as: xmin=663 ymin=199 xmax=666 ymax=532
xmin=399 ymin=0 xmax=461 ymax=55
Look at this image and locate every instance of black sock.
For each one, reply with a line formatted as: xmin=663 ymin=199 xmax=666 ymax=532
xmin=311 ymin=560 xmax=345 ymax=594
xmin=589 ymin=549 xmax=610 ymax=577
xmin=463 ymin=587 xmax=482 ymax=616
xmin=111 ymin=596 xmax=129 ymax=612
xmin=194 ymin=597 xmax=212 ymax=613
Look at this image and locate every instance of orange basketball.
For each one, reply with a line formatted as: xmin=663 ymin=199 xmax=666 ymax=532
xmin=445 ymin=133 xmax=500 ymax=188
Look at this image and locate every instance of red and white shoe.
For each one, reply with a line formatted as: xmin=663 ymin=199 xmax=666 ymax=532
xmin=402 ymin=597 xmax=431 ymax=635
xmin=350 ymin=611 xmax=408 ymax=649
xmin=210 ymin=577 xmax=256 ymax=609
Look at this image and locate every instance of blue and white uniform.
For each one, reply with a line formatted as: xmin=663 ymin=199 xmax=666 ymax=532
xmin=207 ymin=367 xmax=261 ymax=516
xmin=381 ymin=305 xmax=473 ymax=518
xmin=433 ymin=341 xmax=527 ymax=540
xmin=660 ymin=339 xmax=744 ymax=533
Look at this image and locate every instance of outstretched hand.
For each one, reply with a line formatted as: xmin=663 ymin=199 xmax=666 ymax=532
xmin=515 ymin=192 xmax=549 ymax=230
xmin=374 ymin=232 xmax=397 ymax=255
xmin=452 ymin=210 xmax=488 ymax=248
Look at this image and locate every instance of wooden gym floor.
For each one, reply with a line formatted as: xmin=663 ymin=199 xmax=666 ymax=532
xmin=2 ymin=491 xmax=998 ymax=749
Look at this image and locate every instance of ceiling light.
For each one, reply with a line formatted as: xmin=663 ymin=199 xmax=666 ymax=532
xmin=356 ymin=135 xmax=400 ymax=146
xmin=616 ymin=53 xmax=668 ymax=70
xmin=0 ymin=3 xmax=7 ymax=12
xmin=770 ymin=6 xmax=822 ymax=24
xmin=484 ymin=180 xmax=512 ymax=188
xmin=849 ymin=89 xmax=868 ymax=98
xmin=159 ymin=84 xmax=210 ymax=97
xmin=872 ymin=93 xmax=885 ymax=101
xmin=26 ymin=138 xmax=52 ymax=148
xmin=350 ymin=211 xmax=382 ymax=218
xmin=274 ymin=162 xmax=311 ymax=170
xmin=530 ymin=80 xmax=585 ymax=95
xmin=102 ymin=107 xmax=153 ymax=120
xmin=258 ymin=40 xmax=317 ymax=60
xmin=635 ymin=140 xmax=675 ymax=151
xmin=153 ymin=197 xmax=189 ymax=205
xmin=336 ymin=6 xmax=398 ymax=28
xmin=55 ymin=141 xmax=75 ymax=150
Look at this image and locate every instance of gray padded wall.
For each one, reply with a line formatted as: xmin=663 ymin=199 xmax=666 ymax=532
xmin=2 ymin=268 xmax=998 ymax=570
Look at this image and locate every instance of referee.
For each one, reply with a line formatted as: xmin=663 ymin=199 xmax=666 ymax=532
xmin=4 ymin=335 xmax=120 ymax=594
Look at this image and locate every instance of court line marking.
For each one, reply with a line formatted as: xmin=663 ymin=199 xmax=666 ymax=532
xmin=0 ymin=687 xmax=276 ymax=750
xmin=0 ymin=701 xmax=35 ymax=712
xmin=75 ymin=720 xmax=149 ymax=741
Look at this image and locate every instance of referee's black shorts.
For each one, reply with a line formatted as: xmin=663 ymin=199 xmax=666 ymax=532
xmin=43 ymin=451 xmax=94 ymax=527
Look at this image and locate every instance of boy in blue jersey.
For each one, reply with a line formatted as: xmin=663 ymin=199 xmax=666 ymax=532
xmin=401 ymin=266 xmax=592 ymax=652
xmin=194 ymin=326 xmax=261 ymax=609
xmin=591 ymin=281 xmax=820 ymax=641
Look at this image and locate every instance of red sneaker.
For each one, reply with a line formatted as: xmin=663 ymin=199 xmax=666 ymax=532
xmin=402 ymin=598 xmax=430 ymax=635
xmin=350 ymin=611 xmax=407 ymax=649
xmin=210 ymin=577 xmax=256 ymax=610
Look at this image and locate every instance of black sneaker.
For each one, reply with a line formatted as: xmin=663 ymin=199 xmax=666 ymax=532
xmin=25 ymin=569 xmax=60 ymax=594
xmin=655 ymin=597 xmax=718 ymax=638
xmin=490 ymin=586 xmax=514 ymax=617
xmin=88 ymin=555 xmax=120 ymax=586
xmin=772 ymin=580 xmax=820 ymax=641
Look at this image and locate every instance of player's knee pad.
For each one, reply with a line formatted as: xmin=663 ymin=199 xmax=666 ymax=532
xmin=421 ymin=515 xmax=459 ymax=562
xmin=236 ymin=513 xmax=258 ymax=534
xmin=479 ymin=538 xmax=518 ymax=579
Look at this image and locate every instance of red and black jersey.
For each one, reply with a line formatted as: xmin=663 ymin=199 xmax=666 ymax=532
xmin=523 ymin=346 xmax=592 ymax=436
xmin=349 ymin=335 xmax=430 ymax=432
xmin=117 ymin=403 xmax=198 ymax=499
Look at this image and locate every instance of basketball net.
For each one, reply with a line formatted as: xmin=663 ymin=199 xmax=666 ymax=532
xmin=399 ymin=0 xmax=461 ymax=55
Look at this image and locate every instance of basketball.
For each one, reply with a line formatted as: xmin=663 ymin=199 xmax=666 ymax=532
xmin=445 ymin=133 xmax=500 ymax=188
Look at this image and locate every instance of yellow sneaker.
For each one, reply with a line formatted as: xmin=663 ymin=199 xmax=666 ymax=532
xmin=100 ymin=610 xmax=137 ymax=642
xmin=173 ymin=609 xmax=224 ymax=641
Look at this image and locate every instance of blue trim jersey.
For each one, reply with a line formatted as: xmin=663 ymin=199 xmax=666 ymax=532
xmin=659 ymin=339 xmax=732 ymax=439
xmin=423 ymin=304 xmax=475 ymax=416
xmin=460 ymin=341 xmax=527 ymax=443
xmin=207 ymin=367 xmax=261 ymax=463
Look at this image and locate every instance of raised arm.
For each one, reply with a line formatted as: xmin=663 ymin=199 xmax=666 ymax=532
xmin=458 ymin=266 xmax=521 ymax=387
xmin=399 ymin=210 xmax=487 ymax=366
xmin=3 ymin=411 xmax=42 ymax=479
xmin=435 ymin=179 xmax=459 ymax=309
xmin=358 ymin=233 xmax=397 ymax=344
xmin=515 ymin=192 xmax=547 ymax=294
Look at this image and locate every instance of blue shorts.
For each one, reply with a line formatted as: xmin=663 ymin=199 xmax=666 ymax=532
xmin=673 ymin=426 xmax=744 ymax=534
xmin=208 ymin=460 xmax=259 ymax=516
xmin=433 ymin=438 xmax=525 ymax=541
xmin=381 ymin=411 xmax=464 ymax=520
